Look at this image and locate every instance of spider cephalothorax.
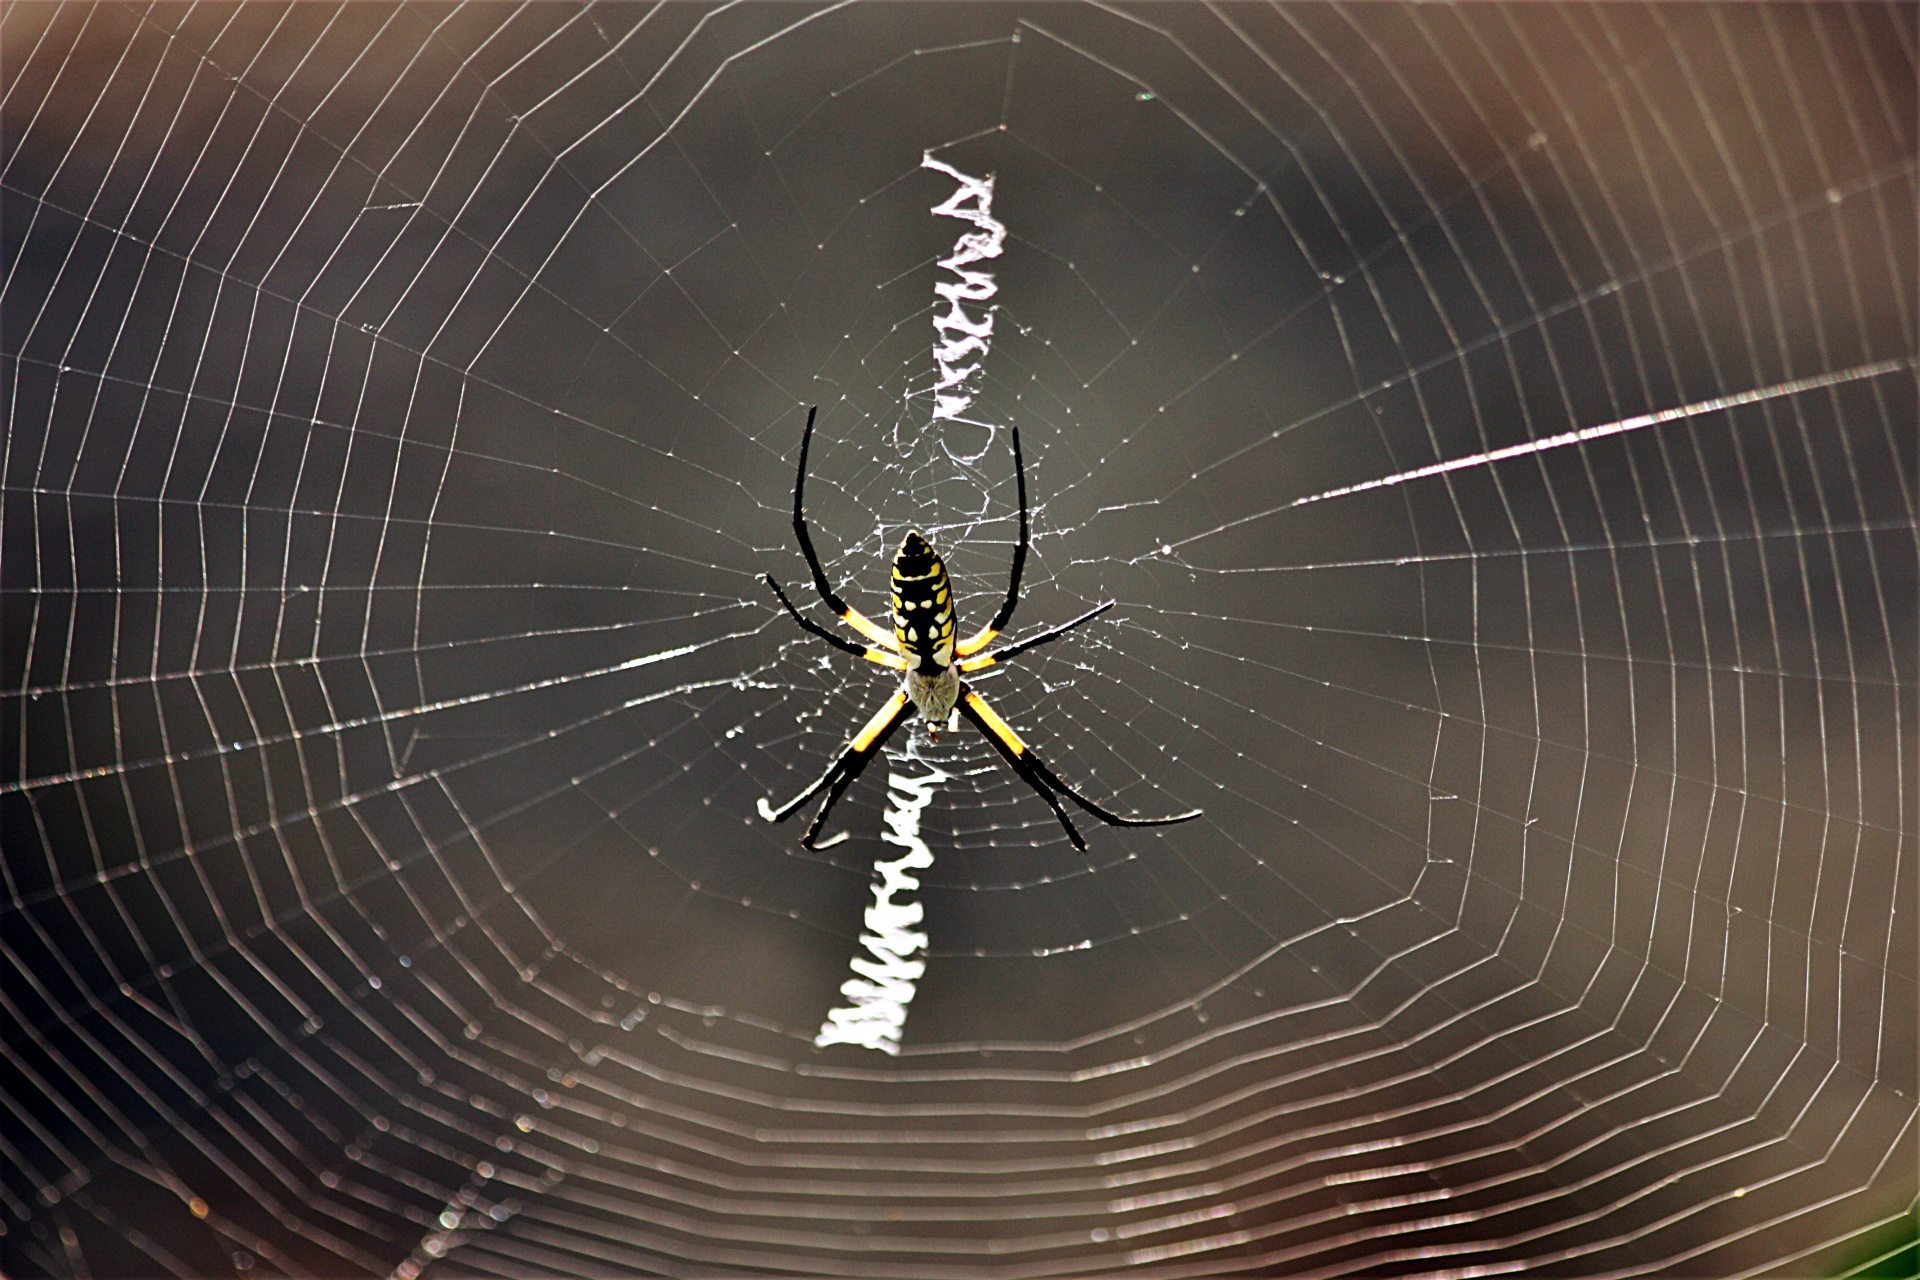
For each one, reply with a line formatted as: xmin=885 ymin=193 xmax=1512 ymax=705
xmin=757 ymin=407 xmax=1200 ymax=850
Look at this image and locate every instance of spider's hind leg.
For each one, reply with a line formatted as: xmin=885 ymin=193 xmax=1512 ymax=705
xmin=758 ymin=690 xmax=913 ymax=847
xmin=955 ymin=685 xmax=1200 ymax=851
xmin=953 ymin=687 xmax=1089 ymax=849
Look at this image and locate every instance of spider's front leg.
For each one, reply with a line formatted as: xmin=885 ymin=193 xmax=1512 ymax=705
xmin=765 ymin=575 xmax=906 ymax=670
xmin=777 ymin=406 xmax=902 ymax=655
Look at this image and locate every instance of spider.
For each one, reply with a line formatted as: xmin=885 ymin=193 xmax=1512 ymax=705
xmin=756 ymin=407 xmax=1201 ymax=850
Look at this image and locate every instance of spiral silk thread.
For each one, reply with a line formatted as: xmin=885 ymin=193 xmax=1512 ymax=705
xmin=811 ymin=159 xmax=1003 ymax=1054
xmin=813 ymin=768 xmax=950 ymax=1054
xmin=923 ymin=154 xmax=1004 ymax=424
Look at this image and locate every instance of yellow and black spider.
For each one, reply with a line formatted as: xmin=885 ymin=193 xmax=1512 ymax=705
xmin=756 ymin=407 xmax=1201 ymax=851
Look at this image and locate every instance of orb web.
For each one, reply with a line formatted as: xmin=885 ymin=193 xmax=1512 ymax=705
xmin=1 ymin=3 xmax=1913 ymax=1276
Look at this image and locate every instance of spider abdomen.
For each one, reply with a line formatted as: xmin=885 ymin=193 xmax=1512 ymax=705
xmin=891 ymin=531 xmax=956 ymax=675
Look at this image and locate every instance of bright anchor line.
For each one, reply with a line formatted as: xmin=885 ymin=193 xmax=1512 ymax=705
xmin=1293 ymin=355 xmax=1915 ymax=512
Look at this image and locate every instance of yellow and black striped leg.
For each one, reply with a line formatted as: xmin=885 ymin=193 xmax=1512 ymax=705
xmin=957 ymin=602 xmax=1115 ymax=673
xmin=766 ymin=575 xmax=906 ymax=670
xmin=766 ymin=574 xmax=866 ymax=657
xmin=957 ymin=685 xmax=1202 ymax=850
xmin=955 ymin=687 xmax=1088 ymax=850
xmin=758 ymin=691 xmax=913 ymax=848
xmin=786 ymin=407 xmax=899 ymax=652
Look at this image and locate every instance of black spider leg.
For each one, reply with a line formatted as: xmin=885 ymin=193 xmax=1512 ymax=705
xmin=764 ymin=573 xmax=865 ymax=657
xmin=955 ymin=418 xmax=1030 ymax=657
xmin=1035 ymin=757 xmax=1203 ymax=830
xmin=764 ymin=405 xmax=901 ymax=655
xmin=789 ymin=405 xmax=855 ymax=616
xmin=957 ymin=685 xmax=1203 ymax=852
xmin=954 ymin=687 xmax=1089 ymax=850
xmin=759 ymin=691 xmax=914 ymax=848
xmin=983 ymin=417 xmax=1030 ymax=637
xmin=960 ymin=602 xmax=1115 ymax=671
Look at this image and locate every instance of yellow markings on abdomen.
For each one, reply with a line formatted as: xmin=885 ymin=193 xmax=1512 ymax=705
xmin=892 ymin=544 xmax=956 ymax=670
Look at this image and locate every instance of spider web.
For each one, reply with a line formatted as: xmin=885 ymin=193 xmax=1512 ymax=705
xmin=2 ymin=3 xmax=1914 ymax=1277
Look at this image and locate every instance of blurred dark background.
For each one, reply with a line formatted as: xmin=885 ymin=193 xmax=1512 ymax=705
xmin=2 ymin=3 xmax=1913 ymax=1276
